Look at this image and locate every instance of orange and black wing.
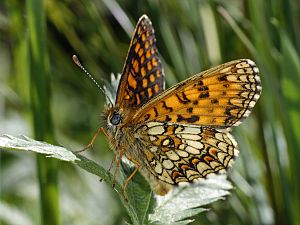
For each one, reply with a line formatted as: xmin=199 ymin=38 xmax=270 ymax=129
xmin=136 ymin=122 xmax=239 ymax=184
xmin=133 ymin=59 xmax=262 ymax=128
xmin=115 ymin=15 xmax=165 ymax=109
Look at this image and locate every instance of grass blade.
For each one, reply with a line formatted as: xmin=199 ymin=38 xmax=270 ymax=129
xmin=26 ymin=0 xmax=60 ymax=224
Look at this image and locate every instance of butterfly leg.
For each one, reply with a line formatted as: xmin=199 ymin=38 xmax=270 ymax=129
xmin=108 ymin=153 xmax=117 ymax=172
xmin=112 ymin=144 xmax=125 ymax=188
xmin=76 ymin=127 xmax=106 ymax=153
xmin=99 ymin=153 xmax=116 ymax=182
xmin=123 ymin=155 xmax=141 ymax=200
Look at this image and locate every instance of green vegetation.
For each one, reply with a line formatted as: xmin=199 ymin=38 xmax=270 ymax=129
xmin=1 ymin=0 xmax=300 ymax=224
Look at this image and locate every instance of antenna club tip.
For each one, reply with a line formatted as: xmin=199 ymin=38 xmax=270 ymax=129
xmin=72 ymin=54 xmax=77 ymax=60
xmin=72 ymin=54 xmax=81 ymax=67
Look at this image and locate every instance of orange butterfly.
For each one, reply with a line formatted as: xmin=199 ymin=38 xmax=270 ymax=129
xmin=77 ymin=15 xmax=262 ymax=199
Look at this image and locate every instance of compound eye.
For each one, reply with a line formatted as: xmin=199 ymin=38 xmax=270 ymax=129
xmin=110 ymin=113 xmax=122 ymax=125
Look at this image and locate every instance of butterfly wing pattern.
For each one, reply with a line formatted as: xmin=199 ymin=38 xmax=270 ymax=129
xmin=137 ymin=122 xmax=238 ymax=185
xmin=115 ymin=15 xmax=165 ymax=110
xmin=133 ymin=59 xmax=261 ymax=128
xmin=101 ymin=15 xmax=262 ymax=197
xmin=132 ymin=59 xmax=261 ymax=190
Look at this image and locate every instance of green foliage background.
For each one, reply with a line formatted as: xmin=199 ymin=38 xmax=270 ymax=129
xmin=1 ymin=0 xmax=300 ymax=224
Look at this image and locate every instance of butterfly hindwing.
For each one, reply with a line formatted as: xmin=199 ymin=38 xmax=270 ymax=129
xmin=133 ymin=59 xmax=262 ymax=128
xmin=116 ymin=15 xmax=165 ymax=109
xmin=136 ymin=122 xmax=239 ymax=184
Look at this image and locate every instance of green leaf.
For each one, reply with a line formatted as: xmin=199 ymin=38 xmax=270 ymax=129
xmin=120 ymin=162 xmax=155 ymax=224
xmin=148 ymin=175 xmax=232 ymax=225
xmin=0 ymin=135 xmax=78 ymax=161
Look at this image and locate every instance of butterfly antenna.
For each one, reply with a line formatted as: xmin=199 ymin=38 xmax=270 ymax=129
xmin=72 ymin=55 xmax=113 ymax=105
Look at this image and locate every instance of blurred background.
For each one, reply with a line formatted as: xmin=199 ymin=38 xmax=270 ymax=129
xmin=1 ymin=0 xmax=300 ymax=224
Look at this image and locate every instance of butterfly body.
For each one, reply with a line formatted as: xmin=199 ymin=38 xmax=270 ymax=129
xmin=99 ymin=15 xmax=261 ymax=197
xmin=101 ymin=105 xmax=173 ymax=195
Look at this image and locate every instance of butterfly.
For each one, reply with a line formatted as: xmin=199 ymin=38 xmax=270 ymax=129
xmin=84 ymin=14 xmax=261 ymax=198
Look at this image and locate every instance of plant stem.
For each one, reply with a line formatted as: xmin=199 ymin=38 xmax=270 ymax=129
xmin=26 ymin=0 xmax=60 ymax=224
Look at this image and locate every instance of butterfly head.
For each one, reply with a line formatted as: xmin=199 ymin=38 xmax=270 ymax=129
xmin=101 ymin=104 xmax=126 ymax=138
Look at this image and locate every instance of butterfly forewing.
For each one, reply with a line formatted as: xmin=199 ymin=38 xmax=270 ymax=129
xmin=116 ymin=15 xmax=165 ymax=109
xmin=136 ymin=122 xmax=239 ymax=184
xmin=133 ymin=59 xmax=261 ymax=128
